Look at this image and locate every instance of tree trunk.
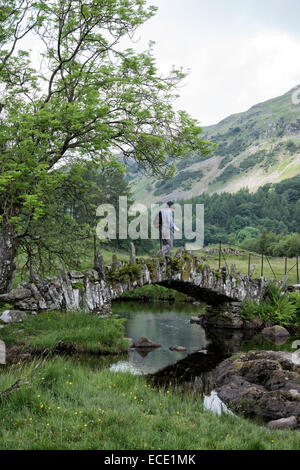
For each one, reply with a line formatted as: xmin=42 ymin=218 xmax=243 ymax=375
xmin=0 ymin=220 xmax=18 ymax=294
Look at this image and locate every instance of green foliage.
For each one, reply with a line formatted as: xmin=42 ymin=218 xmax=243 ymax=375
xmin=218 ymin=155 xmax=232 ymax=169
xmin=176 ymin=151 xmax=211 ymax=171
xmin=289 ymin=292 xmax=300 ymax=324
xmin=175 ymin=176 xmax=300 ymax=246
xmin=230 ymin=352 xmax=243 ymax=362
xmin=153 ymin=169 xmax=204 ymax=196
xmin=236 ymin=227 xmax=260 ymax=243
xmin=239 ymin=300 xmax=260 ymax=321
xmin=213 ymin=164 xmax=240 ymax=184
xmin=196 ymin=263 xmax=205 ymax=273
xmin=239 ymin=150 xmax=265 ymax=171
xmin=213 ymin=138 xmax=247 ymax=158
xmin=71 ymin=281 xmax=84 ymax=290
xmin=169 ymin=257 xmax=183 ymax=272
xmin=289 ymin=292 xmax=300 ymax=310
xmin=242 ymin=231 xmax=300 ymax=257
xmin=0 ymin=302 xmax=14 ymax=310
xmin=120 ymin=284 xmax=192 ymax=302
xmin=0 ymin=311 xmax=127 ymax=353
xmin=107 ymin=263 xmax=142 ymax=283
xmin=145 ymin=260 xmax=158 ymax=277
xmin=286 ymin=140 xmax=298 ymax=153
xmin=240 ymin=283 xmax=298 ymax=328
xmin=0 ymin=0 xmax=214 ymax=289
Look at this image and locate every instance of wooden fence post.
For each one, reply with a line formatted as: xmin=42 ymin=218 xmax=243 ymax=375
xmin=218 ymin=241 xmax=222 ymax=270
xmin=284 ymin=257 xmax=287 ymax=276
xmin=297 ymin=256 xmax=299 ymax=284
xmin=248 ymin=253 xmax=251 ymax=277
xmin=261 ymin=253 xmax=264 ymax=278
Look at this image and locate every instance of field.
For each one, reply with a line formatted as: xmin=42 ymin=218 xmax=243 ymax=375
xmin=0 ymin=356 xmax=300 ymax=450
xmin=195 ymin=245 xmax=300 ymax=286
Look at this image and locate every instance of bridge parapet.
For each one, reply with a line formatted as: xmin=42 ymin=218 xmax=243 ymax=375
xmin=0 ymin=250 xmax=269 ymax=314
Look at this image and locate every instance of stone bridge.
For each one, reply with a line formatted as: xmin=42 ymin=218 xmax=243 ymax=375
xmin=0 ymin=250 xmax=269 ymax=317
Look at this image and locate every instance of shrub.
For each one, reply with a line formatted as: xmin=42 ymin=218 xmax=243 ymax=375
xmin=214 ymin=164 xmax=240 ymax=184
xmin=289 ymin=292 xmax=300 ymax=325
xmin=107 ymin=263 xmax=142 ymax=283
xmin=240 ymin=283 xmax=298 ymax=328
xmin=240 ymin=300 xmax=260 ymax=321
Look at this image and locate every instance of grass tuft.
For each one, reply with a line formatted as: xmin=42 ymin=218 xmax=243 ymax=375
xmin=0 ymin=311 xmax=128 ymax=354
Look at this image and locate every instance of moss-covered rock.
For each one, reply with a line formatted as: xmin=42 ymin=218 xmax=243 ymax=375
xmin=71 ymin=281 xmax=84 ymax=290
xmin=214 ymin=351 xmax=300 ymax=423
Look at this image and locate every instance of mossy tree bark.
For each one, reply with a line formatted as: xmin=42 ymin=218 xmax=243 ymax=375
xmin=0 ymin=219 xmax=18 ymax=294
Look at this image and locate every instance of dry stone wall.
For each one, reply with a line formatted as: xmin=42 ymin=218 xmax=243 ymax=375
xmin=0 ymin=251 xmax=269 ymax=315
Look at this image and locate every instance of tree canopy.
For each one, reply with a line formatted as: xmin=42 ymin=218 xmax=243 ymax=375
xmin=0 ymin=0 xmax=214 ymax=292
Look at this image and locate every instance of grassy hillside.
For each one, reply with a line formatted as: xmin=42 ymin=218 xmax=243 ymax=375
xmin=129 ymin=86 xmax=300 ymax=203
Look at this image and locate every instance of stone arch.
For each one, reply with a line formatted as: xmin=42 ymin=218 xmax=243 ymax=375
xmin=156 ymin=280 xmax=237 ymax=305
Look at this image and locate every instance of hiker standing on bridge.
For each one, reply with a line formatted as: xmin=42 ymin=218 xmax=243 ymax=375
xmin=158 ymin=201 xmax=179 ymax=257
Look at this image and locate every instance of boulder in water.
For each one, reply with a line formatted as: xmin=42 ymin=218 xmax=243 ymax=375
xmin=262 ymin=325 xmax=290 ymax=338
xmin=190 ymin=316 xmax=201 ymax=324
xmin=133 ymin=337 xmax=161 ymax=349
xmin=214 ymin=350 xmax=300 ymax=425
xmin=169 ymin=346 xmax=187 ymax=352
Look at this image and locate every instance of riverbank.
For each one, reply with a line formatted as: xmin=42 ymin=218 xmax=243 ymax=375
xmin=1 ymin=306 xmax=300 ymax=449
xmin=0 ymin=356 xmax=300 ymax=450
xmin=0 ymin=311 xmax=129 ymax=361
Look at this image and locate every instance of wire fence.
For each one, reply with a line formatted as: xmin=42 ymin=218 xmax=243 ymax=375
xmin=198 ymin=241 xmax=300 ymax=286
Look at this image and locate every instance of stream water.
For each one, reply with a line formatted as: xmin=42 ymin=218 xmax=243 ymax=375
xmin=109 ymin=300 xmax=299 ymax=415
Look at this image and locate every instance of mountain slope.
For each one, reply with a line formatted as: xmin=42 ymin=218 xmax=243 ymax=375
xmin=129 ymin=86 xmax=300 ymax=203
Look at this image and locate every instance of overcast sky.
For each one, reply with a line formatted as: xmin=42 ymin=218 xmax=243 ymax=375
xmin=133 ymin=0 xmax=300 ymax=126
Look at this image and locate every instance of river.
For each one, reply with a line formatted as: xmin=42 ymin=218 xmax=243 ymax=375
xmin=109 ymin=300 xmax=298 ymax=415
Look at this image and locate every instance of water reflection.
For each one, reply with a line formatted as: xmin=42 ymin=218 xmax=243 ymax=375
xmin=110 ymin=301 xmax=299 ymax=416
xmin=112 ymin=301 xmax=207 ymax=374
xmin=111 ymin=301 xmax=298 ymax=376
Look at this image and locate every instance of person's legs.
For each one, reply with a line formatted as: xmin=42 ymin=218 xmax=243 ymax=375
xmin=162 ymin=237 xmax=172 ymax=256
xmin=170 ymin=231 xmax=174 ymax=251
